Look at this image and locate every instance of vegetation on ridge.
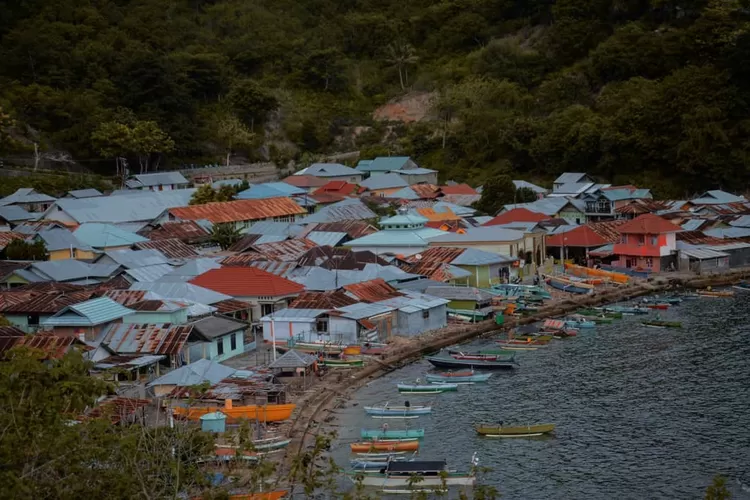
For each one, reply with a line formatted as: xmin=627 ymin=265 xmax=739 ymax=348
xmin=1 ymin=0 xmax=749 ymax=195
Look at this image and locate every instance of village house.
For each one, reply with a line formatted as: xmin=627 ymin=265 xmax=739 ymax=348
xmin=545 ymin=220 xmax=626 ymax=263
xmin=165 ymin=197 xmax=307 ymax=231
xmin=260 ymin=308 xmax=329 ymax=344
xmin=298 ymin=198 xmax=377 ymax=224
xmin=328 ymin=302 xmax=396 ymax=344
xmin=1 ymin=259 xmax=122 ymax=287
xmin=315 ymin=181 xmax=365 ymax=198
xmin=501 ymin=198 xmax=586 ymax=225
xmin=513 ymin=180 xmax=548 ymax=199
xmin=356 ymin=156 xmax=438 ymax=184
xmin=345 ymin=212 xmax=446 ymax=257
xmin=125 ymin=172 xmax=190 ymax=191
xmin=31 ymin=228 xmax=96 ymax=261
xmin=0 ymin=188 xmax=57 ymax=214
xmin=189 ymin=315 xmax=251 ymax=362
xmin=405 ymin=247 xmax=517 ymax=288
xmin=295 ymin=163 xmax=363 ymax=183
xmin=688 ymin=190 xmax=746 ymax=206
xmin=120 ymin=298 xmax=191 ymax=325
xmin=66 ymin=188 xmax=104 ymax=199
xmin=146 ymin=358 xmax=238 ymax=397
xmin=73 ymin=223 xmax=148 ymax=251
xmin=428 ymin=226 xmax=526 ymax=259
xmin=611 ymin=214 xmax=682 ymax=272
xmin=189 ymin=267 xmax=304 ymax=323
xmin=424 ymin=285 xmax=494 ymax=319
xmin=0 ymin=284 xmax=99 ymax=332
xmin=236 ymin=182 xmax=306 ymax=200
xmin=281 ymin=174 xmax=330 ymax=193
xmin=41 ymin=297 xmax=134 ymax=341
xmin=94 ymin=322 xmax=194 ymax=369
xmin=0 ymin=206 xmax=35 ymax=230
xmin=552 ymin=173 xmax=596 ymax=193
xmin=359 ymin=173 xmax=409 ymax=197
xmin=580 ymin=187 xmax=653 ymax=221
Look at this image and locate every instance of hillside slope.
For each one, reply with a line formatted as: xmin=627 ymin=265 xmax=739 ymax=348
xmin=1 ymin=0 xmax=748 ymax=195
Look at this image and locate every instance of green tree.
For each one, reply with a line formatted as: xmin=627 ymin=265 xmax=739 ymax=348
xmin=210 ymin=223 xmax=242 ymax=250
xmin=227 ymin=79 xmax=278 ymax=128
xmin=213 ymin=114 xmax=255 ymax=167
xmin=705 ymin=475 xmax=732 ymax=500
xmin=190 ymin=184 xmax=218 ymax=205
xmin=127 ymin=120 xmax=175 ymax=173
xmin=0 ymin=105 xmax=19 ymax=154
xmin=475 ymin=175 xmax=516 ymax=215
xmin=215 ymin=184 xmax=237 ymax=202
xmin=386 ymin=42 xmax=419 ymax=90
xmin=516 ymin=187 xmax=539 ymax=203
xmin=3 ymin=239 xmax=47 ymax=260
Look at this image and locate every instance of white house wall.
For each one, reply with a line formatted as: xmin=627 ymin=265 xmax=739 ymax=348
xmin=260 ymin=319 xmax=316 ymax=343
xmin=328 ymin=316 xmax=359 ymax=345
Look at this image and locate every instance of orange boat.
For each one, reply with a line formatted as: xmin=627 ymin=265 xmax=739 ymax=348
xmin=350 ymin=440 xmax=420 ymax=453
xmin=173 ymin=402 xmax=296 ymax=422
xmin=193 ymin=491 xmax=287 ymax=500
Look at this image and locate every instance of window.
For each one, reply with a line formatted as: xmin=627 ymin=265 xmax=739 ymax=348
xmin=651 ymin=236 xmax=658 ymax=246
xmin=645 ymin=257 xmax=653 ymax=268
xmin=638 ymin=235 xmax=645 ymax=246
xmin=230 ymin=333 xmax=237 ymax=350
xmin=422 ymin=310 xmax=430 ymax=319
xmin=261 ymin=303 xmax=274 ymax=316
xmin=217 ymin=340 xmax=224 ymax=356
xmin=316 ymin=320 xmax=328 ymax=333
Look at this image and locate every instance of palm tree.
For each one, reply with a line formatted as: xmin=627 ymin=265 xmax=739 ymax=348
xmin=210 ymin=223 xmax=242 ymax=250
xmin=386 ymin=42 xmax=419 ymax=90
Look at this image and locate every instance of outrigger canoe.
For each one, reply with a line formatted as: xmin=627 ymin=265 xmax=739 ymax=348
xmin=476 ymin=423 xmax=555 ymax=437
xmin=364 ymin=405 xmax=432 ymax=418
xmin=350 ymin=440 xmax=420 ymax=453
xmin=426 ymin=356 xmax=517 ymax=370
xmin=424 ymin=372 xmax=493 ymax=384
xmin=397 ymin=382 xmax=458 ymax=393
xmin=173 ymin=404 xmax=295 ymax=422
xmin=322 ymin=358 xmax=364 ymax=367
xmin=697 ymin=290 xmax=734 ymax=297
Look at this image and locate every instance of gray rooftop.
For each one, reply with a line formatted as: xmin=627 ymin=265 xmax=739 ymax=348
xmin=191 ymin=315 xmax=248 ymax=339
xmin=161 ymin=258 xmax=223 ymax=282
xmin=298 ymin=163 xmax=361 ymax=177
xmin=42 ymin=297 xmax=134 ymax=327
xmin=45 ymin=190 xmax=196 ymax=224
xmin=124 ymin=264 xmax=175 ymax=283
xmin=127 ymin=171 xmax=189 ymax=188
xmin=268 ymin=349 xmax=317 ymax=368
xmin=100 ymin=248 xmax=169 ymax=269
xmin=130 ymin=282 xmax=231 ymax=305
xmin=67 ymin=189 xmax=103 ymax=199
xmin=147 ymin=358 xmax=236 ymax=387
xmin=299 ymin=198 xmax=377 ymax=224
xmin=513 ymin=180 xmax=548 ymax=193
xmin=427 ymin=226 xmax=525 ymax=244
xmin=0 ymin=205 xmax=35 ymax=222
xmin=424 ymin=286 xmax=493 ymax=301
xmin=450 ymin=248 xmax=510 ymax=266
xmin=306 ymin=231 xmax=348 ymax=247
xmin=0 ymin=188 xmax=57 ymax=207
xmin=260 ymin=308 xmax=328 ymax=321
xmin=34 ymin=228 xmax=93 ymax=252
xmin=334 ymin=302 xmax=395 ymax=320
xmin=554 ymin=173 xmax=591 ymax=185
xmin=30 ymin=260 xmax=120 ymax=282
xmin=360 ymin=173 xmax=409 ymax=190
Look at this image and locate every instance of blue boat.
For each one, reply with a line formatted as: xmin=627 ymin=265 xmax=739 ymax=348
xmin=545 ymin=276 xmax=592 ymax=295
xmin=489 ymin=284 xmax=552 ymax=301
xmin=424 ymin=372 xmax=493 ymax=384
xmin=733 ymin=281 xmax=750 ymax=291
xmin=604 ymin=305 xmax=650 ymax=315
xmin=565 ymin=319 xmax=596 ymax=329
xmin=350 ymin=457 xmax=410 ymax=470
xmin=364 ymin=405 xmax=432 ymax=418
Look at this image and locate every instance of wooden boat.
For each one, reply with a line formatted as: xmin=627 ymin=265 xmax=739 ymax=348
xmin=564 ymin=263 xmax=629 ymax=284
xmin=513 ymin=334 xmax=553 ymax=342
xmin=604 ymin=305 xmax=649 ymax=315
xmin=397 ymin=382 xmax=458 ymax=393
xmin=494 ymin=343 xmax=538 ymax=351
xmin=733 ymin=281 xmax=750 ymax=291
xmin=641 ymin=320 xmax=682 ymax=329
xmin=192 ymin=491 xmax=288 ymax=500
xmin=347 ymin=459 xmax=476 ymax=488
xmin=211 ymin=447 xmax=285 ymax=462
xmin=344 ymin=345 xmax=362 ymax=355
xmin=576 ymin=314 xmax=614 ymax=324
xmin=355 ymin=451 xmax=408 ymax=459
xmin=545 ymin=276 xmax=593 ymax=294
xmin=578 ymin=308 xmax=622 ymax=318
xmin=173 ymin=403 xmax=296 ymax=422
xmin=361 ymin=428 xmax=425 ymax=440
xmin=645 ymin=303 xmax=670 ymax=310
xmin=475 ymin=423 xmax=556 ymax=437
xmin=426 ymin=356 xmax=517 ymax=370
xmin=424 ymin=372 xmax=493 ymax=384
xmin=215 ymin=436 xmax=291 ymax=452
xmin=364 ymin=405 xmax=432 ymax=418
xmin=697 ymin=289 xmax=734 ymax=297
xmin=350 ymin=440 xmax=420 ymax=453
xmin=322 ymin=358 xmax=364 ymax=368
xmin=271 ymin=339 xmax=344 ymax=355
xmin=449 ymin=352 xmax=505 ymax=361
xmin=643 ymin=296 xmax=682 ymax=304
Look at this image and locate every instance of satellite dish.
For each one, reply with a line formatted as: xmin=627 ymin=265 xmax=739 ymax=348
xmin=415 ymin=254 xmax=422 ymax=260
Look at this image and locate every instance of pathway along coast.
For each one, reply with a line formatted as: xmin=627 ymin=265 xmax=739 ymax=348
xmin=275 ymin=269 xmax=750 ymax=486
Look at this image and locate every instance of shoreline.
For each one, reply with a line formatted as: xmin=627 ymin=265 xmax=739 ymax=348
xmin=275 ymin=269 xmax=750 ymax=484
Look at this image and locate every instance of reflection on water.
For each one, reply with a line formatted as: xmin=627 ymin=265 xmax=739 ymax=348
xmin=331 ymin=296 xmax=750 ymax=499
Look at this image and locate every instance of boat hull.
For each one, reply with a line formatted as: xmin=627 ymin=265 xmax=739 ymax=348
xmin=546 ymin=277 xmax=592 ymax=294
xmin=350 ymin=441 xmax=419 ymax=452
xmin=364 ymin=406 xmax=432 ymax=418
xmin=426 ymin=356 xmax=517 ymax=370
xmin=641 ymin=321 xmax=682 ymax=328
xmin=173 ymin=404 xmax=295 ymax=422
xmin=397 ymin=383 xmax=458 ymax=393
xmin=424 ymin=373 xmax=492 ymax=383
xmin=361 ymin=429 xmax=425 ymax=440
xmin=323 ymin=359 xmax=364 ymax=367
xmin=350 ymin=474 xmax=475 ymax=488
xmin=476 ymin=423 xmax=555 ymax=437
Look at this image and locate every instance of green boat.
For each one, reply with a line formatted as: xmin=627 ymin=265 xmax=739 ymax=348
xmin=361 ymin=428 xmax=425 ymax=440
xmin=577 ymin=308 xmax=622 ymax=318
xmin=575 ymin=314 xmax=614 ymax=324
xmin=323 ymin=359 xmax=364 ymax=367
xmin=641 ymin=320 xmax=682 ymax=329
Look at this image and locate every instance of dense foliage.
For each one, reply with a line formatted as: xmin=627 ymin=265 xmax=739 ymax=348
xmin=1 ymin=0 xmax=749 ymax=194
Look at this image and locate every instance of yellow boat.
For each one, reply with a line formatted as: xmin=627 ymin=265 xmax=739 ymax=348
xmin=173 ymin=402 xmax=296 ymax=422
xmin=475 ymin=423 xmax=556 ymax=437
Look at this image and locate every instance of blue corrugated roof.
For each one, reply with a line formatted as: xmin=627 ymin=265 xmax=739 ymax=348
xmin=48 ymin=190 xmax=196 ymax=224
xmin=236 ymin=182 xmax=305 ymax=199
xmin=513 ymin=180 xmax=548 ymax=193
xmin=42 ymin=298 xmax=134 ymax=326
xmin=360 ymin=173 xmax=409 ymax=190
xmin=0 ymin=205 xmax=35 ymax=222
xmin=67 ymin=189 xmax=103 ymax=199
xmin=346 ymin=228 xmax=446 ymax=247
xmin=74 ymin=223 xmax=148 ymax=248
xmin=306 ymin=231 xmax=348 ymax=247
xmin=148 ymin=358 xmax=236 ymax=387
xmin=299 ymin=163 xmax=360 ymax=177
xmin=34 ymin=229 xmax=93 ymax=252
xmin=451 ymin=248 xmax=510 ymax=266
xmin=356 ymin=156 xmax=411 ymax=172
xmin=389 ymin=186 xmax=420 ymax=200
xmin=691 ymin=190 xmax=745 ymax=205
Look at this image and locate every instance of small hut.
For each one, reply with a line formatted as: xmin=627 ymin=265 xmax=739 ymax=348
xmin=268 ymin=350 xmax=317 ymax=388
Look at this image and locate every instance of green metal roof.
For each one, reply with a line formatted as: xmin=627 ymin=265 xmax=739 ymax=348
xmin=42 ymin=297 xmax=134 ymax=327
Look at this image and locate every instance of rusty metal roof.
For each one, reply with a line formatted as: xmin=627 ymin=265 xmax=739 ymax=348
xmin=404 ymin=261 xmax=469 ymax=282
xmin=589 ymin=220 xmax=630 ymax=240
xmin=138 ymin=221 xmax=211 ymax=243
xmin=134 ymin=238 xmax=199 ymax=260
xmin=676 ymin=231 xmax=727 ymax=245
xmin=102 ymin=323 xmax=194 ymax=355
xmin=212 ymin=299 xmax=250 ymax=313
xmin=253 ymin=238 xmax=318 ymax=261
xmin=302 ymin=220 xmax=379 ymax=239
xmin=227 ymin=234 xmax=263 ymax=252
xmin=342 ymin=278 xmax=404 ymax=303
xmin=614 ymin=199 xmax=669 ymax=215
xmin=289 ymin=290 xmax=358 ymax=309
xmin=87 ymin=397 xmax=150 ymax=424
xmin=1 ymin=289 xmax=98 ymax=314
xmin=247 ymin=261 xmax=299 ymax=277
xmin=220 ymin=253 xmax=266 ymax=266
xmin=0 ymin=332 xmax=75 ymax=360
xmin=0 ymin=232 xmax=24 ymax=250
xmin=169 ymin=197 xmax=306 ymax=224
xmin=103 ymin=290 xmax=150 ymax=306
xmin=408 ymin=247 xmax=465 ymax=264
xmin=0 ymin=326 xmax=25 ymax=337
xmin=409 ymin=184 xmax=441 ymax=199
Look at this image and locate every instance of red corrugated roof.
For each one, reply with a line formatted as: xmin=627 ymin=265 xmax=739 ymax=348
xmin=0 ymin=232 xmax=24 ymax=250
xmin=439 ymin=184 xmax=478 ymax=195
xmin=308 ymin=192 xmax=346 ymax=204
xmin=169 ymin=197 xmax=305 ymax=224
xmin=190 ymin=267 xmax=304 ymax=297
xmin=547 ymin=226 xmax=609 ymax=248
xmin=617 ymin=214 xmax=682 ymax=234
xmin=483 ymin=208 xmax=550 ymax=226
xmin=317 ymin=180 xmax=363 ymax=196
xmin=0 ymin=332 xmax=75 ymax=360
xmin=676 ymin=231 xmax=726 ymax=245
xmin=87 ymin=397 xmax=150 ymax=424
xmin=342 ymin=278 xmax=403 ymax=302
xmin=410 ymin=184 xmax=441 ymax=199
xmin=407 ymin=247 xmax=465 ymax=263
xmin=213 ymin=299 xmax=251 ymax=313
xmin=282 ymin=175 xmax=329 ymax=188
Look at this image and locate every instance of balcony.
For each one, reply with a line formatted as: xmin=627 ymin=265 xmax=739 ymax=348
xmin=585 ymin=203 xmax=612 ymax=215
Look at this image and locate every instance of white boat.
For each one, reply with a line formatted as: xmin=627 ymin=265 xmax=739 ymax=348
xmin=348 ymin=458 xmax=477 ymax=488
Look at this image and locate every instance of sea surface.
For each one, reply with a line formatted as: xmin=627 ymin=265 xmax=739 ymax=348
xmin=330 ymin=294 xmax=750 ymax=499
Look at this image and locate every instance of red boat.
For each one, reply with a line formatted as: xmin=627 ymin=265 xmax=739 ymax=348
xmin=645 ymin=303 xmax=669 ymax=310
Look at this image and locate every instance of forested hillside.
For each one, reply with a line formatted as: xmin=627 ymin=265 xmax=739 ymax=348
xmin=1 ymin=0 xmax=749 ymax=195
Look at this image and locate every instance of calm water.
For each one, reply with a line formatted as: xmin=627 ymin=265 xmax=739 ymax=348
xmin=331 ymin=295 xmax=750 ymax=499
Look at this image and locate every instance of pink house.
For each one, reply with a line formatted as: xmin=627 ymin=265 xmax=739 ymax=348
xmin=612 ymin=214 xmax=682 ymax=272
